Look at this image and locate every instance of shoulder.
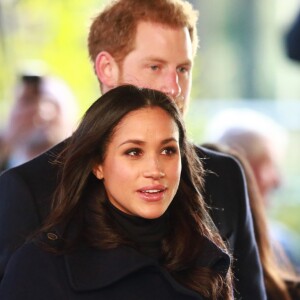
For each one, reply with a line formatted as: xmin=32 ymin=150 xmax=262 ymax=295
xmin=0 ymin=140 xmax=68 ymax=281
xmin=0 ymin=140 xmax=67 ymax=217
xmin=0 ymin=241 xmax=67 ymax=299
xmin=197 ymin=145 xmax=247 ymax=206
xmin=0 ymin=140 xmax=67 ymax=216
xmin=196 ymin=145 xmax=244 ymax=176
xmin=195 ymin=145 xmax=249 ymax=241
xmin=0 ymin=242 xmax=48 ymax=283
xmin=5 ymin=241 xmax=51 ymax=268
xmin=196 ymin=145 xmax=246 ymax=197
xmin=0 ymin=139 xmax=67 ymax=181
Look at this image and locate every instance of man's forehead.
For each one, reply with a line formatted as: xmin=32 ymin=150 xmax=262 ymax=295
xmin=135 ymin=20 xmax=190 ymax=38
xmin=131 ymin=21 xmax=193 ymax=60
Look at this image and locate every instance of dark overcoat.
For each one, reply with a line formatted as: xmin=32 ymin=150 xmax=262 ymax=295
xmin=0 ymin=141 xmax=266 ymax=299
xmin=0 ymin=229 xmax=230 ymax=299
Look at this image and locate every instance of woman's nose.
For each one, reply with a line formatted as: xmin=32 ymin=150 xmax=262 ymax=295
xmin=144 ymin=170 xmax=166 ymax=179
xmin=143 ymin=158 xmax=165 ymax=179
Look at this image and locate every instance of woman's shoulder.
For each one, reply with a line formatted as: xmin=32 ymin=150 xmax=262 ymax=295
xmin=4 ymin=238 xmax=61 ymax=274
xmin=0 ymin=239 xmax=66 ymax=299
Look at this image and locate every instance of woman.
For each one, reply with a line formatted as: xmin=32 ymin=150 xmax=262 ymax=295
xmin=0 ymin=85 xmax=233 ymax=299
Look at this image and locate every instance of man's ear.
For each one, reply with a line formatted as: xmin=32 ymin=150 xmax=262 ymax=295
xmin=93 ymin=164 xmax=104 ymax=180
xmin=95 ymin=51 xmax=119 ymax=90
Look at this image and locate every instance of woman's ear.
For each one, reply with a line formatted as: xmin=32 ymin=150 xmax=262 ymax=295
xmin=93 ymin=164 xmax=104 ymax=180
xmin=95 ymin=51 xmax=119 ymax=90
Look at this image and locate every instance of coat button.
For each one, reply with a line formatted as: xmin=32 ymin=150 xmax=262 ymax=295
xmin=47 ymin=232 xmax=58 ymax=240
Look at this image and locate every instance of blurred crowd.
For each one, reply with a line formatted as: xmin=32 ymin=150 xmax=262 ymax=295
xmin=0 ymin=67 xmax=78 ymax=172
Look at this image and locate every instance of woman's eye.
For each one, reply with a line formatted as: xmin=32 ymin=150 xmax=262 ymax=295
xmin=162 ymin=147 xmax=178 ymax=156
xmin=125 ymin=148 xmax=142 ymax=157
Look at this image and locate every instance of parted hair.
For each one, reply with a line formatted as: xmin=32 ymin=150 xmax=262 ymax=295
xmin=42 ymin=85 xmax=232 ymax=299
xmin=87 ymin=0 xmax=199 ymax=65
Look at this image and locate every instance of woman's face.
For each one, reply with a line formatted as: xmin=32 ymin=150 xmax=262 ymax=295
xmin=93 ymin=106 xmax=181 ymax=219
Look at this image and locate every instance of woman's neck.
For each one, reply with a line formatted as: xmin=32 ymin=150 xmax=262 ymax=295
xmin=106 ymin=200 xmax=169 ymax=259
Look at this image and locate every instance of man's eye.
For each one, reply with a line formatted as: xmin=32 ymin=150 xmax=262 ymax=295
xmin=150 ymin=65 xmax=159 ymax=71
xmin=178 ymin=66 xmax=189 ymax=73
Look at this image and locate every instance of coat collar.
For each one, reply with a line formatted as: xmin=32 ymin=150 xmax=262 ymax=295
xmin=63 ymin=236 xmax=230 ymax=294
xmin=64 ymin=245 xmax=157 ymax=291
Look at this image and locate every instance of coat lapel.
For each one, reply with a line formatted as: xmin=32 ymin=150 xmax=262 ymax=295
xmin=64 ymin=237 xmax=230 ymax=293
xmin=65 ymin=245 xmax=158 ymax=291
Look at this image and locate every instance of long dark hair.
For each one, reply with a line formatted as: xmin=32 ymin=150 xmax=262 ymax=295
xmin=41 ymin=85 xmax=233 ymax=299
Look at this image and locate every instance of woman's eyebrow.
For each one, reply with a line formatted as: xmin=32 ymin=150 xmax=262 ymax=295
xmin=118 ymin=137 xmax=178 ymax=148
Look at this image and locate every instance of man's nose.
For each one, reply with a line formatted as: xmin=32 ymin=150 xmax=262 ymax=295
xmin=161 ymin=71 xmax=181 ymax=99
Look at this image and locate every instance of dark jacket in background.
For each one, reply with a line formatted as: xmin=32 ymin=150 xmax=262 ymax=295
xmin=286 ymin=10 xmax=300 ymax=62
xmin=0 ymin=141 xmax=266 ymax=299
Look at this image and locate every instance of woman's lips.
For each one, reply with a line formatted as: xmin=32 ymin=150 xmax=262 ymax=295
xmin=137 ymin=185 xmax=166 ymax=202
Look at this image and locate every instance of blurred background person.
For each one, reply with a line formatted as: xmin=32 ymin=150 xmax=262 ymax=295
xmin=204 ymin=108 xmax=300 ymax=273
xmin=0 ymin=67 xmax=78 ymax=172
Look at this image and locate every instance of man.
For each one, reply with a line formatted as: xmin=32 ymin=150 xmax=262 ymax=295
xmin=0 ymin=0 xmax=266 ymax=299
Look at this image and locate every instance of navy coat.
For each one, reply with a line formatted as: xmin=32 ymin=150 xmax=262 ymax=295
xmin=286 ymin=10 xmax=300 ymax=62
xmin=0 ymin=230 xmax=231 ymax=300
xmin=0 ymin=142 xmax=266 ymax=299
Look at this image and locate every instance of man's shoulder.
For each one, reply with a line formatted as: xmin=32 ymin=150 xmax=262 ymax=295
xmin=0 ymin=140 xmax=67 ymax=218
xmin=195 ymin=145 xmax=243 ymax=177
xmin=0 ymin=140 xmax=67 ymax=182
xmin=195 ymin=145 xmax=246 ymax=213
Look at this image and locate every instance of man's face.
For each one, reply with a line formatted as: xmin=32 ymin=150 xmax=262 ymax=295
xmin=117 ymin=21 xmax=193 ymax=116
